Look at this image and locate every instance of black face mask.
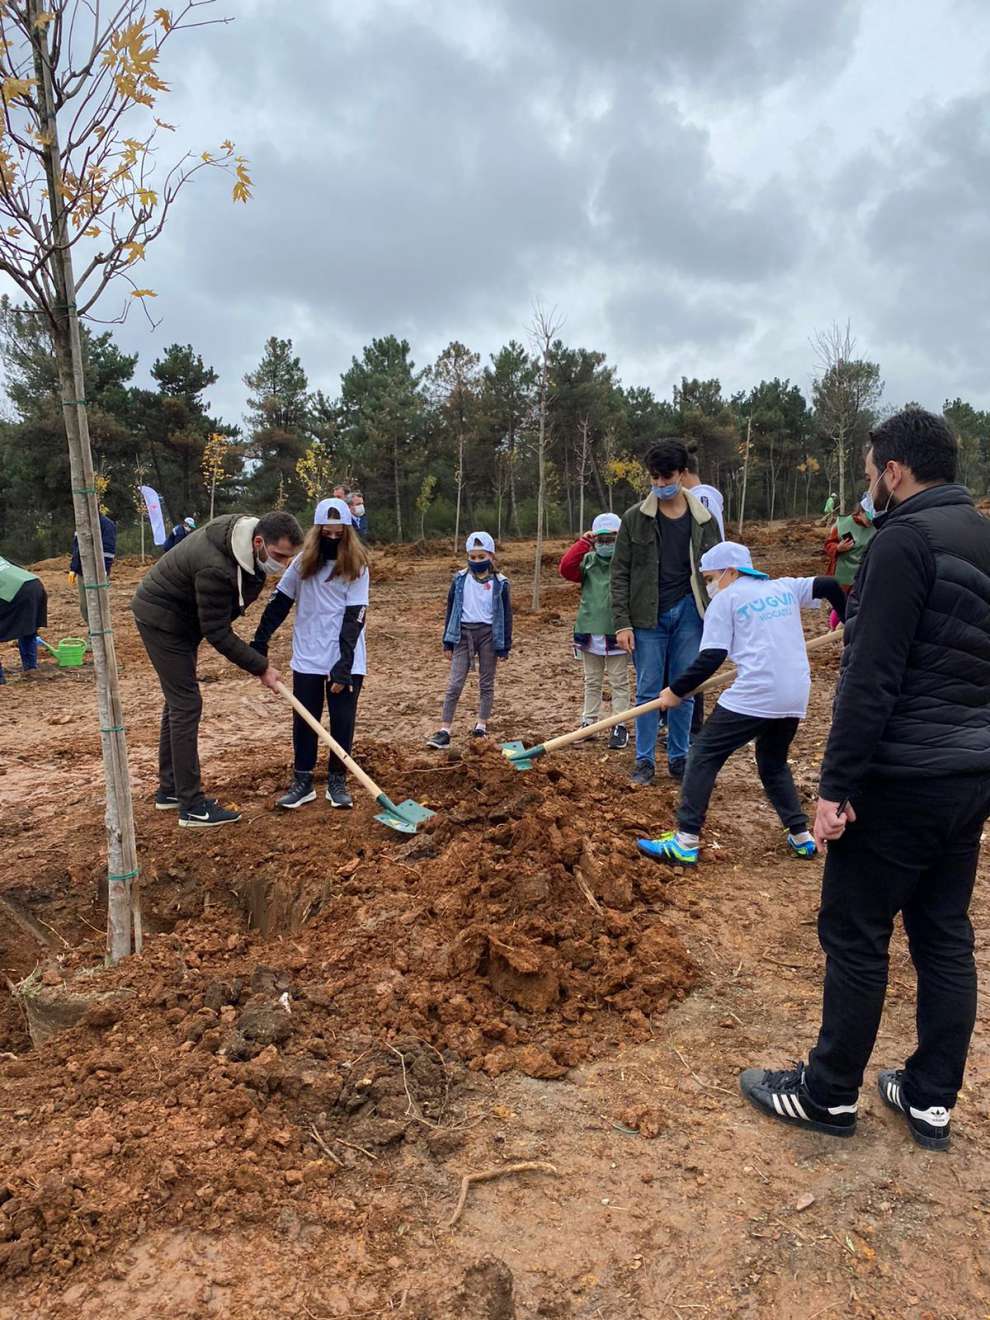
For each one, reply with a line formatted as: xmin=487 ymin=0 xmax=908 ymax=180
xmin=320 ymin=536 xmax=340 ymax=560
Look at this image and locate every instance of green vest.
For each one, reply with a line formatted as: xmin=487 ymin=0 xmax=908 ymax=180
xmin=0 ymin=555 xmax=36 ymax=604
xmin=574 ymin=550 xmax=617 ymax=635
xmin=834 ymin=515 xmax=875 ymax=587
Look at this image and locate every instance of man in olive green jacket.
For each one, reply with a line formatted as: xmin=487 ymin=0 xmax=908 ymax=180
xmin=611 ymin=439 xmax=722 ymax=784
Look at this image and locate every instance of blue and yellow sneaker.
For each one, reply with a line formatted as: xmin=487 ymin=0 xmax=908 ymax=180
xmin=786 ymin=832 xmax=818 ymax=860
xmin=636 ymin=831 xmax=699 ymax=866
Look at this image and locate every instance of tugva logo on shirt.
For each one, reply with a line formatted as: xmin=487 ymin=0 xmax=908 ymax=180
xmin=736 ymin=589 xmax=797 ymax=623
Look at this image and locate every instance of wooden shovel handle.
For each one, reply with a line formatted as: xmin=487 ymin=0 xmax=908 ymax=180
xmin=273 ymin=680 xmax=383 ymax=803
xmin=537 ymin=626 xmax=843 ymax=756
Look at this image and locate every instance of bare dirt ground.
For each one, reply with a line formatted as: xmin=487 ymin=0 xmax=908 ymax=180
xmin=1 ymin=522 xmax=989 ymax=1319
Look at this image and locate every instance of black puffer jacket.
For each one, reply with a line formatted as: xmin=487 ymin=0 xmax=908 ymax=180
xmin=130 ymin=514 xmax=269 ymax=675
xmin=819 ymin=484 xmax=990 ymax=800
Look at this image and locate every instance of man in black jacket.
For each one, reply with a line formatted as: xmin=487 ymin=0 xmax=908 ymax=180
xmin=131 ymin=511 xmax=303 ymax=827
xmin=741 ymin=409 xmax=990 ymax=1151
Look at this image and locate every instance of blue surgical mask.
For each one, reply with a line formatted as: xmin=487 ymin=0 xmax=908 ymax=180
xmin=653 ymin=482 xmax=680 ymax=501
xmin=860 ymin=492 xmax=875 ymax=521
xmin=468 ymin=559 xmax=491 ymax=575
xmin=595 ymin=543 xmax=615 ymax=559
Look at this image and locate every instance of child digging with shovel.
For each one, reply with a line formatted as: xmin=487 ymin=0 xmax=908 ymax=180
xmin=636 ymin=542 xmax=847 ymax=866
xmin=559 ymin=512 xmax=631 ymax=749
xmin=427 ymin=532 xmax=512 ymax=748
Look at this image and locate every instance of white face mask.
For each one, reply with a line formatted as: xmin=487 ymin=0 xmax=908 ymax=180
xmin=706 ymin=580 xmax=720 ymax=600
xmin=258 ymin=545 xmax=285 ymax=576
xmin=353 ymin=504 xmax=365 ymax=517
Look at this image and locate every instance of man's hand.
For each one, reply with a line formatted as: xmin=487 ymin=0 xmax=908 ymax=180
xmin=259 ymin=665 xmax=282 ymax=691
xmin=445 ymin=649 xmax=453 ymax=663
xmin=658 ymin=686 xmax=681 ymax=711
xmin=813 ymin=797 xmax=857 ymax=850
xmin=616 ymin=628 xmax=635 ymax=653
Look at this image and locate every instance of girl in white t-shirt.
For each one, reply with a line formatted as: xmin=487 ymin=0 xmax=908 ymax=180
xmin=252 ymin=498 xmax=371 ymax=809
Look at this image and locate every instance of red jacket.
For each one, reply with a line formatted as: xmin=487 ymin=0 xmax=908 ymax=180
xmin=559 ymin=535 xmax=594 ymax=583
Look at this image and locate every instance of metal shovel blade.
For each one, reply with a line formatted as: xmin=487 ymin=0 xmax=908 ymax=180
xmin=500 ymin=740 xmax=535 ymax=771
xmin=374 ymin=796 xmax=436 ymax=834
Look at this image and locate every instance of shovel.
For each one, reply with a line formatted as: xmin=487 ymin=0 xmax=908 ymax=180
xmin=502 ymin=628 xmax=843 ymax=770
xmin=274 ymin=681 xmax=435 ymax=834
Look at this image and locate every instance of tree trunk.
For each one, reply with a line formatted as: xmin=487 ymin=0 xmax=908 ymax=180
xmin=588 ymin=446 xmax=607 ymax=507
xmin=837 ymin=421 xmax=846 ymax=515
xmin=738 ymin=418 xmax=752 ymax=537
xmin=453 ymin=429 xmax=464 ymax=556
xmin=509 ymin=429 xmax=521 ymax=538
xmin=532 ymin=365 xmax=548 ymax=610
xmin=393 ymin=437 xmax=403 ymax=540
xmin=140 ymin=515 xmax=146 ymax=564
xmin=32 ymin=3 xmax=140 ymax=961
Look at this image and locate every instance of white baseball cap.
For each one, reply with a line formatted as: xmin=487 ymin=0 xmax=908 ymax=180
xmin=699 ymin=541 xmax=769 ymax=580
xmin=466 ymin=531 xmax=495 ymax=554
xmin=314 ymin=497 xmax=353 ymax=526
xmin=591 ymin=513 xmax=621 ymax=536
xmin=183 ymin=516 xmax=196 ymax=529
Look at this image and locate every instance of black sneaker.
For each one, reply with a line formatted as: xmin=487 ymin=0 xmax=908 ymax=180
xmin=326 ymin=775 xmax=353 ymax=809
xmin=668 ymin=757 xmax=687 ymax=781
xmin=154 ymin=789 xmax=180 ymax=810
xmin=426 ymin=729 xmax=451 ymax=749
xmin=739 ymin=1063 xmax=858 ymax=1138
xmin=607 ymin=724 xmax=629 ymax=751
xmin=179 ymin=798 xmax=242 ymax=828
xmin=630 ymin=759 xmax=655 ymax=786
xmin=877 ymin=1069 xmax=951 ymax=1151
xmin=472 ymin=725 xmax=488 ymax=738
xmin=277 ymin=773 xmax=316 ymax=810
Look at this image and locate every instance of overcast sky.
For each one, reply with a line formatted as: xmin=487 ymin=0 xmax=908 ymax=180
xmin=81 ymin=0 xmax=990 ymax=427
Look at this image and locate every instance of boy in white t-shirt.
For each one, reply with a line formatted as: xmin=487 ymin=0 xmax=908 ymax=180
xmin=637 ymin=541 xmax=846 ymax=866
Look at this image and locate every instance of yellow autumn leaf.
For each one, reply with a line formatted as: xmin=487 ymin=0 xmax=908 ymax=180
xmin=6 ymin=226 xmax=22 ymax=238
xmin=32 ymin=10 xmax=55 ymax=29
xmin=201 ymin=150 xmax=214 ymax=163
xmin=2 ymin=77 xmax=37 ymax=104
xmin=232 ymin=159 xmax=253 ymax=204
xmin=221 ymin=139 xmax=234 ymax=152
xmin=130 ymin=289 xmax=157 ymax=298
xmin=136 ymin=187 xmax=157 ymax=208
xmin=83 ymin=226 xmax=101 ymax=238
xmin=154 ymin=7 xmax=172 ymax=31
xmin=154 ymin=117 xmax=175 ymax=131
xmin=124 ymin=240 xmax=145 ymax=263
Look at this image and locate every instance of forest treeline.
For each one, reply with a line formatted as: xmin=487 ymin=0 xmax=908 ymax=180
xmin=1 ymin=296 xmax=988 ymax=560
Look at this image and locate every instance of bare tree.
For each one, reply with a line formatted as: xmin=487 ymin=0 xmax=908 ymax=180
xmin=737 ymin=418 xmax=752 ymax=537
xmin=0 ymin=2 xmax=251 ymax=962
xmin=811 ymin=322 xmax=883 ymax=512
xmin=575 ymin=416 xmax=592 ymax=533
xmin=527 ymin=302 xmax=564 ymax=609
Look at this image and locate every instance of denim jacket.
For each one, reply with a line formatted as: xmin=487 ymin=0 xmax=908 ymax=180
xmin=442 ymin=570 xmax=512 ymax=656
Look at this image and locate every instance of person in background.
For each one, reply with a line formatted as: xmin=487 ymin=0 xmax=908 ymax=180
xmin=636 ymin=541 xmax=846 ymax=867
xmin=822 ymin=492 xmax=837 ymax=526
xmin=741 ymin=409 xmax=990 ymax=1153
xmin=681 ymin=447 xmax=726 ymax=536
xmin=427 ymin=531 xmax=512 ymax=748
xmin=332 ymin=484 xmax=349 ymax=501
xmin=253 ymin=498 xmax=371 ymax=810
xmin=130 ymin=510 xmax=303 ymax=827
xmin=611 ymin=438 xmax=722 ymax=786
xmin=162 ymin=516 xmax=196 ymax=553
xmin=558 ymin=512 xmax=630 ymax=749
xmin=0 ymin=555 xmax=48 ymax=683
xmin=348 ymin=490 xmax=369 ymax=540
xmin=68 ymin=510 xmax=117 ymax=625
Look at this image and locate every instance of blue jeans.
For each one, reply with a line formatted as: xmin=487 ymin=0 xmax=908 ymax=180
xmin=633 ymin=595 xmax=703 ymax=766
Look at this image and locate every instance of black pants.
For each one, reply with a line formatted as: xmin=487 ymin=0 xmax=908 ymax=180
xmin=135 ymin=620 xmax=204 ymax=809
xmin=677 ymin=704 xmax=806 ymax=835
xmin=292 ymin=671 xmax=363 ymax=777
xmin=806 ymin=775 xmax=990 ymax=1111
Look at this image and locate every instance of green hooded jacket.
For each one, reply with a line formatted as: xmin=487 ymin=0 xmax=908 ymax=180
xmin=610 ymin=491 xmax=722 ymax=631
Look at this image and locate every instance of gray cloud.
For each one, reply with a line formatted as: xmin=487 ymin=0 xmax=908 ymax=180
xmin=46 ymin=0 xmax=986 ymax=426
